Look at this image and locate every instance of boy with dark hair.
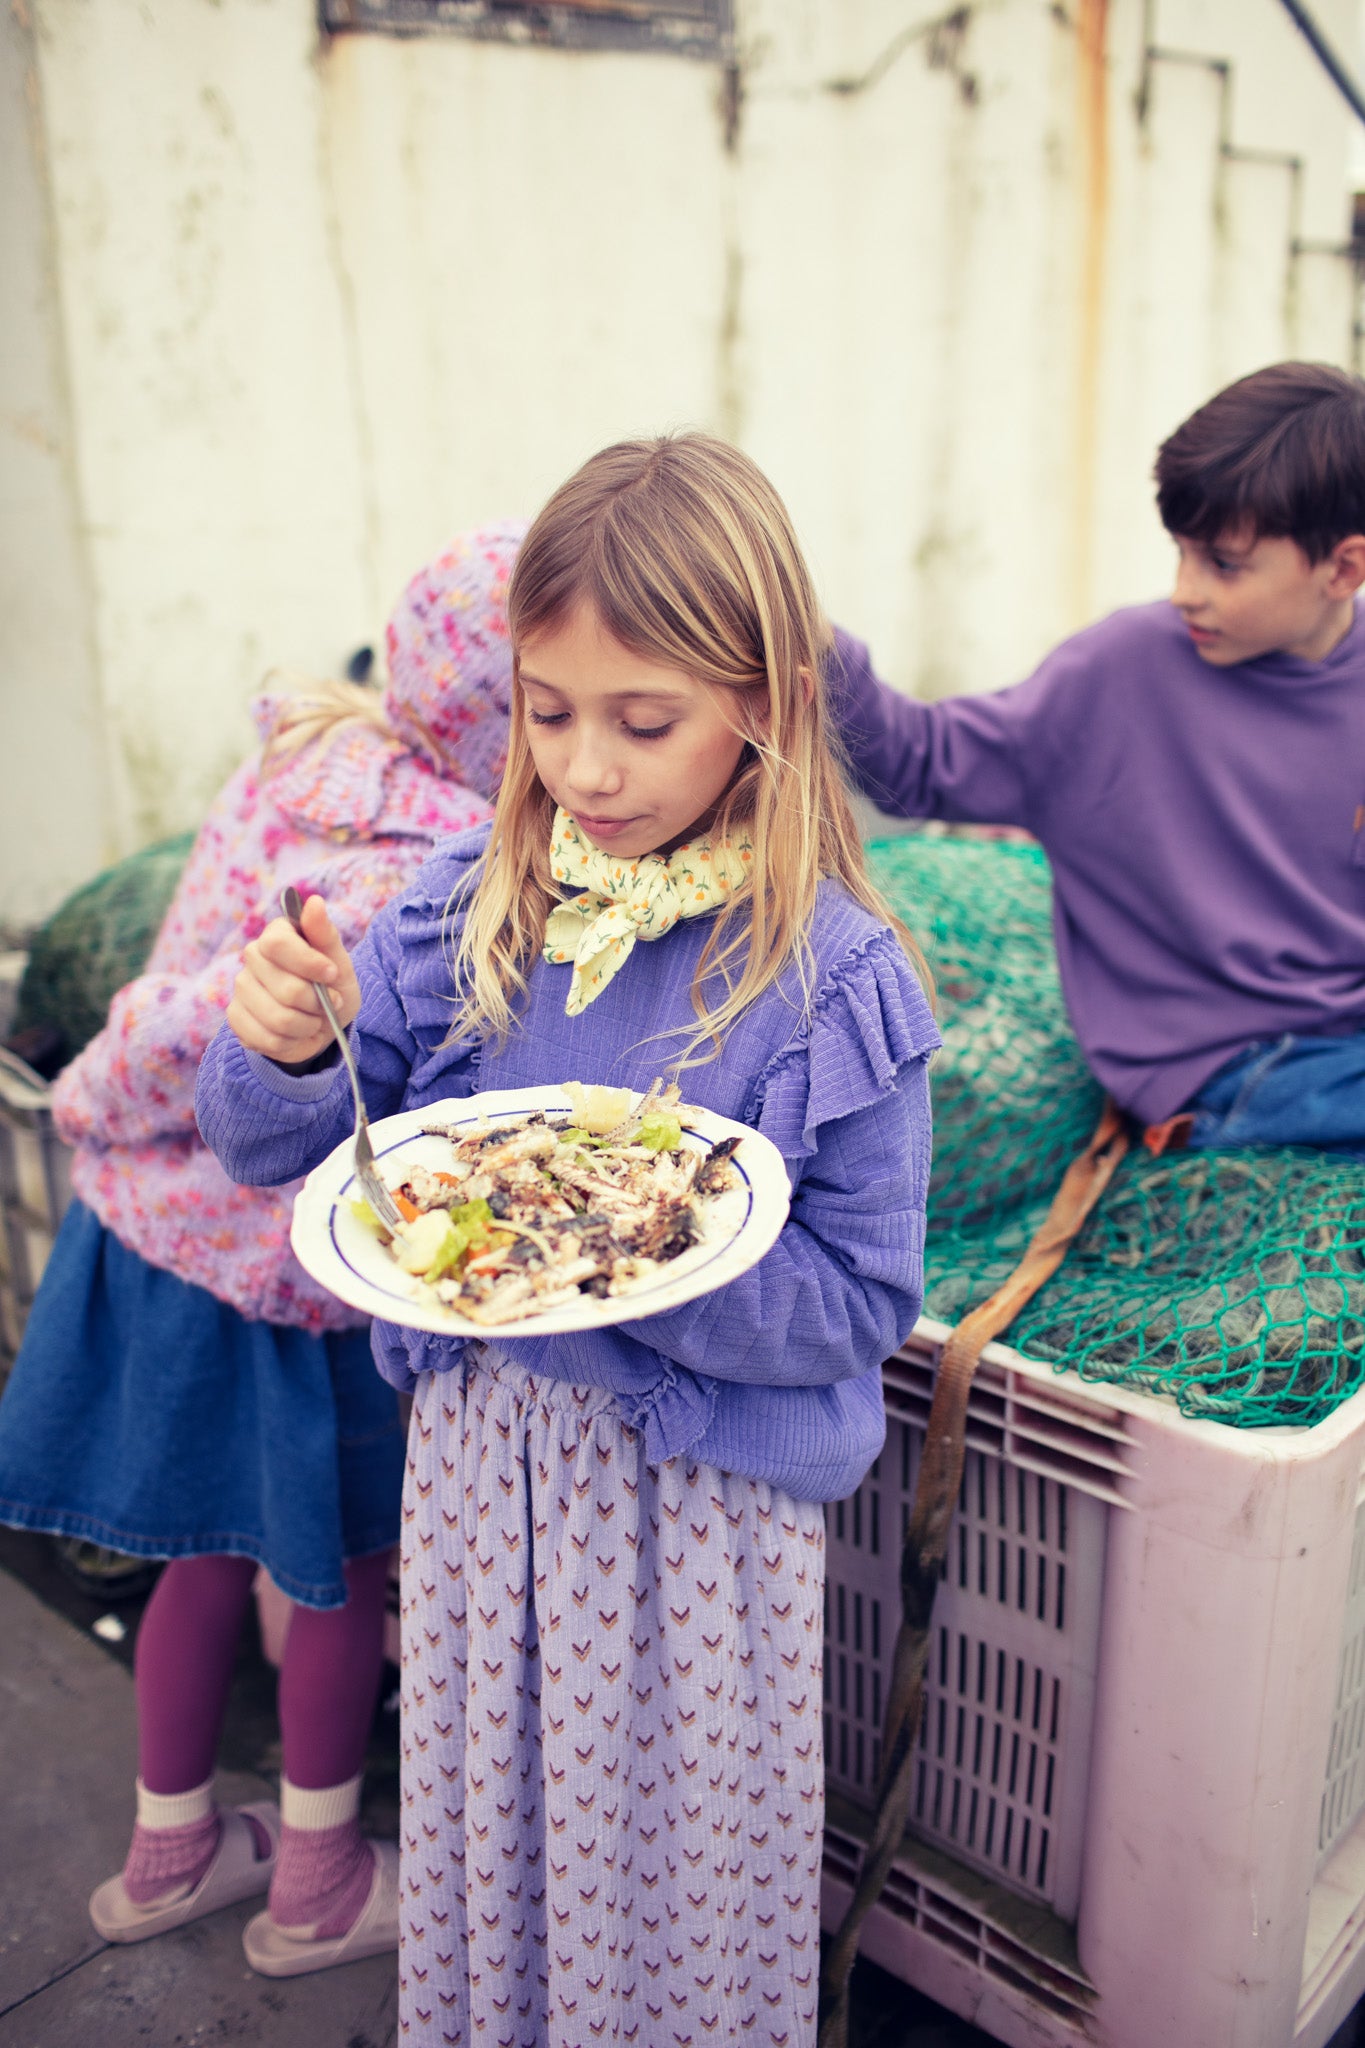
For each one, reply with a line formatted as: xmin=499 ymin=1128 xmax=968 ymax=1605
xmin=833 ymin=360 xmax=1365 ymax=1150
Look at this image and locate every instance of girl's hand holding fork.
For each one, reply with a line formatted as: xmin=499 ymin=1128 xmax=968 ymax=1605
xmin=228 ymin=895 xmax=362 ymax=1065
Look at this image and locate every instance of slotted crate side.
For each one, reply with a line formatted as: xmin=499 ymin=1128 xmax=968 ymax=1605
xmin=822 ymin=1799 xmax=1096 ymax=2046
xmin=824 ymin=1416 xmax=1108 ymax=1921
xmin=824 ymin=1335 xmax=1365 ymax=2048
xmin=0 ymin=1055 xmax=70 ymax=1372
xmin=1072 ymin=1382 xmax=1365 ymax=2048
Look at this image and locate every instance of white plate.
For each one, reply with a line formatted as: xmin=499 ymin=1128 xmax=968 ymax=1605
xmin=289 ymin=1084 xmax=792 ymax=1338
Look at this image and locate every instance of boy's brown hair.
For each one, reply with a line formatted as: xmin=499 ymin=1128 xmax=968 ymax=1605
xmin=1154 ymin=360 xmax=1365 ymax=562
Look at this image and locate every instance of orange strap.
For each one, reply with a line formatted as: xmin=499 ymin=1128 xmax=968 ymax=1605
xmin=1142 ymin=1110 xmax=1194 ymax=1157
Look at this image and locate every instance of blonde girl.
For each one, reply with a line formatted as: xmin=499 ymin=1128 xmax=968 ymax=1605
xmin=201 ymin=434 xmax=939 ymax=2045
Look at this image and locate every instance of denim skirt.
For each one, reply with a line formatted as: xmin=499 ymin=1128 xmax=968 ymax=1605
xmin=0 ymin=1201 xmax=404 ymax=1608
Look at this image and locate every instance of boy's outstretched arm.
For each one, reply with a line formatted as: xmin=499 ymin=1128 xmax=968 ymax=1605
xmin=828 ymin=626 xmax=1038 ymax=830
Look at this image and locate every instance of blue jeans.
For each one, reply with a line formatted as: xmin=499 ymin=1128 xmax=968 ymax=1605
xmin=1188 ymin=1031 xmax=1365 ymax=1157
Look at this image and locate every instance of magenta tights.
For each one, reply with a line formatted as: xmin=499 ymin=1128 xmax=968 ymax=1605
xmin=134 ymin=1550 xmax=392 ymax=1797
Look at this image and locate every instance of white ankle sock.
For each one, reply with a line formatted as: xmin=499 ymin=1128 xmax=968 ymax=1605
xmin=279 ymin=1772 xmax=363 ymax=1832
xmin=135 ymin=1776 xmax=215 ymax=1830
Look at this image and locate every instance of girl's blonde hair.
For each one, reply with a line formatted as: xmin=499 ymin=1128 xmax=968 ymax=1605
xmin=451 ymin=432 xmax=928 ymax=1061
xmin=258 ymin=672 xmax=393 ymax=769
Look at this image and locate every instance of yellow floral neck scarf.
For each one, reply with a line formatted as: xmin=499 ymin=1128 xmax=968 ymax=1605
xmin=543 ymin=807 xmax=753 ymax=1015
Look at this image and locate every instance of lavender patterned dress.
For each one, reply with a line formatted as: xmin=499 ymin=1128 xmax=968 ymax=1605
xmin=398 ymin=1351 xmax=826 ymax=2047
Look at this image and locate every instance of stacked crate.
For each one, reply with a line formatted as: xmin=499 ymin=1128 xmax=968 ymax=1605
xmin=0 ymin=1048 xmax=69 ymax=1378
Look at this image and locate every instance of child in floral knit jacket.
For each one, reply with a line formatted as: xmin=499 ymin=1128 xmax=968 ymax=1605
xmin=0 ymin=522 xmax=524 ymax=1977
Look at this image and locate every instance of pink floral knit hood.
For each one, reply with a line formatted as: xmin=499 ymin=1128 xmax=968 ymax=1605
xmin=53 ymin=523 xmax=525 ymax=1330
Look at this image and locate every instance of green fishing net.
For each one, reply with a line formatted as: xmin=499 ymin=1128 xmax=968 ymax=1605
xmin=867 ymin=830 xmax=1365 ymax=1427
xmin=13 ymin=833 xmax=195 ymax=1070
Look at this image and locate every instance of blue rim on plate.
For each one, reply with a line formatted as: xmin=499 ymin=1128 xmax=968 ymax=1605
xmin=289 ymin=1084 xmax=791 ymax=1338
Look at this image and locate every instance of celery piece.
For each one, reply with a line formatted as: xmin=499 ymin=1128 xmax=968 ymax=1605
xmin=423 ymin=1197 xmax=496 ymax=1281
xmin=637 ymin=1110 xmax=683 ymax=1152
xmin=348 ymin=1196 xmax=385 ymax=1236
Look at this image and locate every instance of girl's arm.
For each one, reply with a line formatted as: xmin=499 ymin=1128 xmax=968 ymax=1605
xmin=537 ymin=920 xmax=937 ymax=1399
xmin=611 ymin=1062 xmax=929 ymax=1386
xmin=49 ymin=762 xmax=261 ymax=1150
xmin=54 ymin=952 xmax=245 ymax=1150
xmin=54 ymin=839 xmax=421 ymax=1153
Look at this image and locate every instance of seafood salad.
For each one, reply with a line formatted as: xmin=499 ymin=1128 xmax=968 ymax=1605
xmin=352 ymin=1082 xmax=746 ymax=1326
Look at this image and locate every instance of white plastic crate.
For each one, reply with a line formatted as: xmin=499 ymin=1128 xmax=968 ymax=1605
xmin=821 ymin=1315 xmax=1365 ymax=2048
xmin=0 ymin=1047 xmax=70 ymax=1371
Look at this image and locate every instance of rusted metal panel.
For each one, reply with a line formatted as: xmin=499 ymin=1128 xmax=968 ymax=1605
xmin=320 ymin=0 xmax=730 ymax=60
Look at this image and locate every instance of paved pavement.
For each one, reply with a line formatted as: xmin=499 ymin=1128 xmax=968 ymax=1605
xmin=0 ymin=1565 xmax=398 ymax=2048
xmin=0 ymin=1551 xmax=997 ymax=2048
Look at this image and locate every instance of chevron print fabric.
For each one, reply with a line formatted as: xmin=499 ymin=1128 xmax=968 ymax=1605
xmin=398 ymin=1352 xmax=826 ymax=2045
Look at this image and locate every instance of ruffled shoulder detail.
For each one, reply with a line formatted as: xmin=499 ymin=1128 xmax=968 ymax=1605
xmin=375 ymin=823 xmax=494 ymax=1090
xmin=391 ymin=820 xmax=493 ymax=948
xmin=749 ymin=925 xmax=940 ymax=1160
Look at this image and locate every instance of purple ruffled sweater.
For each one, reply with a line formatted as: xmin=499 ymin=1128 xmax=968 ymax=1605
xmin=196 ymin=823 xmax=939 ymax=1502
xmin=832 ymin=601 xmax=1365 ymax=1126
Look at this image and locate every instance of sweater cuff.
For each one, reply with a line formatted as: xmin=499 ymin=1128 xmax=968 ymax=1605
xmin=630 ymin=1365 xmax=718 ymax=1466
xmin=243 ymin=1044 xmax=347 ymax=1102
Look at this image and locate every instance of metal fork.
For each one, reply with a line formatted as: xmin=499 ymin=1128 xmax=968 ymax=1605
xmin=279 ymin=886 xmax=403 ymax=1231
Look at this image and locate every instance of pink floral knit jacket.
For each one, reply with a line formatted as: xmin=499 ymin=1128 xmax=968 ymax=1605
xmin=52 ymin=523 xmax=524 ymax=1330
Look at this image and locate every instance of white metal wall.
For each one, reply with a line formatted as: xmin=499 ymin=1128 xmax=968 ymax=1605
xmin=2 ymin=0 xmax=1359 ymax=924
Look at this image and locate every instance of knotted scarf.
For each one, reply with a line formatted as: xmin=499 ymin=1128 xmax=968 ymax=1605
xmin=542 ymin=807 xmax=753 ymax=1015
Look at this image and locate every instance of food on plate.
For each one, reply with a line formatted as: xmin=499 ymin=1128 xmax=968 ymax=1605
xmin=560 ymin=1081 xmax=633 ymax=1135
xmin=350 ymin=1081 xmax=745 ymax=1326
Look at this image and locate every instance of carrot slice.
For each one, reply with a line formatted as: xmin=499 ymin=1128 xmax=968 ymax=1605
xmin=393 ymin=1190 xmax=420 ymax=1224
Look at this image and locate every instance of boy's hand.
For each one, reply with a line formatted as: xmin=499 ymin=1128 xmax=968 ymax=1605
xmin=227 ymin=895 xmax=362 ymax=1066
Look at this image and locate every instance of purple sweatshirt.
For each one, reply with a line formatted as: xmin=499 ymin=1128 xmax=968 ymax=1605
xmin=832 ymin=601 xmax=1365 ymax=1126
xmin=196 ymin=823 xmax=939 ymax=1503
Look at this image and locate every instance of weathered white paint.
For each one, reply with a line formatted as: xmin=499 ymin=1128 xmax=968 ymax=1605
xmin=2 ymin=0 xmax=1359 ymax=924
xmin=20 ymin=0 xmax=376 ymax=871
xmin=1 ymin=0 xmax=111 ymax=922
xmin=319 ymin=32 xmax=729 ymax=611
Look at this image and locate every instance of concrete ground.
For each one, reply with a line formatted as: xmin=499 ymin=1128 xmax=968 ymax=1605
xmin=0 ymin=1561 xmax=398 ymax=2048
xmin=0 ymin=1538 xmax=999 ymax=2048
